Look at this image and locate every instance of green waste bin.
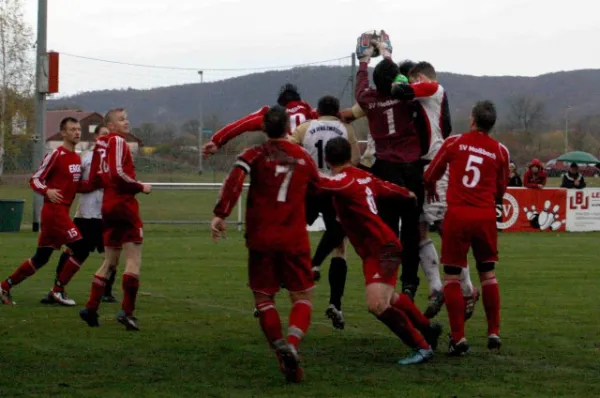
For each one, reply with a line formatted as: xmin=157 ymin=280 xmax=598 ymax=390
xmin=0 ymin=199 xmax=25 ymax=232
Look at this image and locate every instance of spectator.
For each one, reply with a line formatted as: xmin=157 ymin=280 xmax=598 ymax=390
xmin=560 ymin=162 xmax=586 ymax=189
xmin=523 ymin=158 xmax=547 ymax=189
xmin=508 ymin=163 xmax=523 ymax=187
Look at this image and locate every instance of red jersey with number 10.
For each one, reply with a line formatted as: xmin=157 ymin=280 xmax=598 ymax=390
xmin=89 ymin=133 xmax=144 ymax=211
xmin=319 ymin=166 xmax=412 ymax=259
xmin=210 ymin=101 xmax=317 ymax=148
xmin=424 ymin=131 xmax=510 ymax=212
xmin=214 ymin=140 xmax=319 ymax=252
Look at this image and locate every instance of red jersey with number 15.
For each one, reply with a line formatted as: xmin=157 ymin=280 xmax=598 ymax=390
xmin=424 ymin=131 xmax=510 ymax=212
xmin=214 ymin=140 xmax=319 ymax=252
xmin=319 ymin=166 xmax=412 ymax=259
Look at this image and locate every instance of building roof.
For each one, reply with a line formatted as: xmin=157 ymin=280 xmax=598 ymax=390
xmin=45 ymin=109 xmax=143 ymax=145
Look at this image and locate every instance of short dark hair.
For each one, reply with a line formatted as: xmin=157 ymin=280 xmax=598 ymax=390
xmin=373 ymin=59 xmax=399 ymax=96
xmin=104 ymin=108 xmax=125 ymax=124
xmin=570 ymin=162 xmax=578 ymax=169
xmin=471 ymin=100 xmax=497 ymax=133
xmin=263 ymin=105 xmax=289 ymax=139
xmin=93 ymin=123 xmax=107 ymax=134
xmin=317 ymin=95 xmax=340 ymax=117
xmin=325 ymin=136 xmax=352 ymax=167
xmin=60 ymin=117 xmax=78 ymax=131
xmin=409 ymin=61 xmax=437 ymax=80
xmin=398 ymin=60 xmax=416 ymax=78
xmin=277 ymin=83 xmax=301 ymax=106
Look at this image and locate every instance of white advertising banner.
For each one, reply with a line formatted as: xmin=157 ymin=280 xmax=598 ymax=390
xmin=565 ymin=189 xmax=600 ymax=232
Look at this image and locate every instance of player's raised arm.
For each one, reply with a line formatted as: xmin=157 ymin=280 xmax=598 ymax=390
xmin=203 ymin=107 xmax=268 ymax=156
xmin=107 ymin=135 xmax=144 ymax=194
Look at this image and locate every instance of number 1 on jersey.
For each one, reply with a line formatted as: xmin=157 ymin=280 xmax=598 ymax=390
xmin=384 ymin=108 xmax=396 ymax=135
xmin=275 ymin=165 xmax=294 ymax=202
xmin=314 ymin=140 xmax=324 ymax=169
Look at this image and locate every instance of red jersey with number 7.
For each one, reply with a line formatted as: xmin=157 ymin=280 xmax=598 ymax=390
xmin=214 ymin=140 xmax=319 ymax=252
xmin=319 ymin=166 xmax=413 ymax=259
xmin=424 ymin=131 xmax=510 ymax=213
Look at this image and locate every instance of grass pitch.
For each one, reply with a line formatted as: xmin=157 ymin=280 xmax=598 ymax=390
xmin=1 ymin=176 xmax=600 ymax=397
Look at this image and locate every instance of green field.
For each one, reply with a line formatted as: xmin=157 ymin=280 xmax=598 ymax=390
xmin=1 ymin=176 xmax=600 ymax=397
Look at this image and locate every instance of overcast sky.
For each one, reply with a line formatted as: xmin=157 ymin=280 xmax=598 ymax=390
xmin=23 ymin=0 xmax=599 ymax=97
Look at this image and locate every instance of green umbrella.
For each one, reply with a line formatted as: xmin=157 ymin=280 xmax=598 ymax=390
xmin=556 ymin=151 xmax=600 ymax=164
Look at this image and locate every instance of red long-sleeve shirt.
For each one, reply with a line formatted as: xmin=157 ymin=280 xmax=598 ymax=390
xmin=424 ymin=131 xmax=510 ymax=212
xmin=210 ymin=101 xmax=317 ymax=148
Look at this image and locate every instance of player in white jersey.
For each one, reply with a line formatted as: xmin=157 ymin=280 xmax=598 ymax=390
xmin=391 ymin=61 xmax=478 ymax=319
xmin=289 ymin=95 xmax=360 ymax=329
xmin=41 ymin=124 xmax=120 ymax=304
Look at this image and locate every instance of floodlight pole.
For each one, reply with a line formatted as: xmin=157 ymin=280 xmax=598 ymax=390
xmin=198 ymin=70 xmax=204 ymax=175
xmin=32 ymin=0 xmax=47 ymax=232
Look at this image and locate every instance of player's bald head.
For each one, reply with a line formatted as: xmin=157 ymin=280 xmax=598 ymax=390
xmin=104 ymin=108 xmax=125 ymax=124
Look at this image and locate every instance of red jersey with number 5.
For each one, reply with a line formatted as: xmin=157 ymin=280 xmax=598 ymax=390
xmin=424 ymin=131 xmax=510 ymax=213
xmin=319 ymin=166 xmax=412 ymax=259
xmin=214 ymin=140 xmax=319 ymax=252
xmin=210 ymin=101 xmax=317 ymax=148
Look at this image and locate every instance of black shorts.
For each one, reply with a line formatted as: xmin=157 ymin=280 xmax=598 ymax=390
xmin=73 ymin=217 xmax=104 ymax=253
xmin=305 ymin=192 xmax=338 ymax=229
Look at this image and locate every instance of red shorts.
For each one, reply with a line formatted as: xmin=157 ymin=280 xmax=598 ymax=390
xmin=38 ymin=204 xmax=82 ymax=250
xmin=441 ymin=208 xmax=498 ymax=268
xmin=363 ymin=256 xmax=399 ymax=286
xmin=102 ymin=202 xmax=143 ymax=249
xmin=248 ymin=250 xmax=314 ymax=295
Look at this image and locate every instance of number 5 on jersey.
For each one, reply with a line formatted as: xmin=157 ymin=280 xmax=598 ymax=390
xmin=463 ymin=154 xmax=483 ymax=188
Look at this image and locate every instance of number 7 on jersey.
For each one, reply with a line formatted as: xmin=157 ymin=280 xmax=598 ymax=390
xmin=275 ymin=165 xmax=294 ymax=202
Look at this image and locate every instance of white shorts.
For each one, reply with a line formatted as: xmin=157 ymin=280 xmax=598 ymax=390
xmin=421 ymin=166 xmax=448 ymax=225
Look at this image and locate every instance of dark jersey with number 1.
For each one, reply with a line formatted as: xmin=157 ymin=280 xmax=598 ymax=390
xmin=214 ymin=140 xmax=320 ymax=253
xmin=355 ymin=62 xmax=421 ymax=163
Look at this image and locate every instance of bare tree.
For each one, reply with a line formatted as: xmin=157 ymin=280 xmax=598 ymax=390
xmin=507 ymin=95 xmax=546 ymax=134
xmin=0 ymin=0 xmax=33 ymax=178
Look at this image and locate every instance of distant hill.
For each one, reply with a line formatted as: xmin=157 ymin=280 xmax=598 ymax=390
xmin=49 ymin=66 xmax=600 ymax=128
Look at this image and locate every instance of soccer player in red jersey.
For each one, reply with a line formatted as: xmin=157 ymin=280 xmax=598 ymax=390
xmin=319 ymin=137 xmax=442 ymax=365
xmin=79 ymin=108 xmax=151 ymax=331
xmin=202 ymin=83 xmax=316 ymax=156
xmin=211 ymin=106 xmax=319 ymax=383
xmin=0 ymin=117 xmax=95 ymax=306
xmin=424 ymin=101 xmax=509 ymax=355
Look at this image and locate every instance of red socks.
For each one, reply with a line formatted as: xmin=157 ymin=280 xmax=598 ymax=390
xmin=287 ymin=300 xmax=312 ymax=350
xmin=86 ymin=275 xmax=107 ymax=311
xmin=256 ymin=301 xmax=283 ymax=346
xmin=122 ymin=273 xmax=140 ymax=316
xmin=392 ymin=293 xmax=430 ymax=332
xmin=378 ymin=307 xmax=429 ymax=350
xmin=1 ymin=259 xmax=37 ymax=291
xmin=444 ymin=278 xmax=465 ymax=343
xmin=53 ymin=257 xmax=81 ymax=293
xmin=481 ymin=276 xmax=500 ymax=336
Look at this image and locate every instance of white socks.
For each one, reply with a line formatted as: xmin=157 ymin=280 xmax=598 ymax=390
xmin=419 ymin=239 xmax=442 ymax=294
